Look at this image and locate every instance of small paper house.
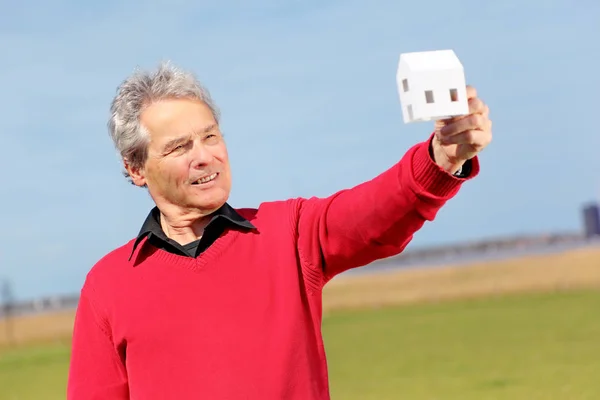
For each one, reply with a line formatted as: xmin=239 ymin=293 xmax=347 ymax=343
xmin=396 ymin=49 xmax=468 ymax=123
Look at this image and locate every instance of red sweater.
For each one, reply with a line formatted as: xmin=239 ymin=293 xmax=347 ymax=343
xmin=67 ymin=139 xmax=478 ymax=399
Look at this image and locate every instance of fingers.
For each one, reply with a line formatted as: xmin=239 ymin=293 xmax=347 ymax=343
xmin=440 ymin=113 xmax=489 ymax=137
xmin=434 ymin=85 xmax=493 ymax=157
xmin=437 ymin=86 xmax=492 ymax=147
xmin=469 ymin=97 xmax=487 ymax=115
xmin=437 ymin=90 xmax=486 ymax=125
xmin=466 ymin=85 xmax=477 ymax=99
xmin=439 ymin=129 xmax=492 ymax=147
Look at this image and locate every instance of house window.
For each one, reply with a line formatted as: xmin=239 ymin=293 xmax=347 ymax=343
xmin=449 ymin=88 xmax=458 ymax=102
xmin=402 ymin=79 xmax=409 ymax=92
xmin=425 ymin=90 xmax=434 ymax=103
xmin=407 ymin=104 xmax=413 ymax=120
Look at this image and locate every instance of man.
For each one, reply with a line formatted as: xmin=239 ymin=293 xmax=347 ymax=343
xmin=67 ymin=61 xmax=492 ymax=399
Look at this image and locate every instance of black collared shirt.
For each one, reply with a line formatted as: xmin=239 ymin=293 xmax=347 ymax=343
xmin=129 ymin=203 xmax=256 ymax=260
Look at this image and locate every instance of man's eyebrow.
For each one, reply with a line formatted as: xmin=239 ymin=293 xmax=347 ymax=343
xmin=198 ymin=123 xmax=217 ymax=134
xmin=162 ymin=135 xmax=191 ymax=151
xmin=162 ymin=124 xmax=218 ymax=151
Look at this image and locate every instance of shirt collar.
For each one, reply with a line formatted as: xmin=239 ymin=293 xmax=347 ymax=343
xmin=128 ymin=203 xmax=256 ymax=261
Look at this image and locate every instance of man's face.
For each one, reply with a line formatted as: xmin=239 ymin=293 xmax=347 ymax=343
xmin=127 ymin=98 xmax=231 ymax=217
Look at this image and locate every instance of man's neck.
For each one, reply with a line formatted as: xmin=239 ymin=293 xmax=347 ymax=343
xmin=159 ymin=208 xmax=213 ymax=245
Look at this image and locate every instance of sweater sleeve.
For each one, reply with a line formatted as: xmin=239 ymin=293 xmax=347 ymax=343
xmin=67 ymin=282 xmax=129 ymax=399
xmin=295 ymin=136 xmax=479 ymax=287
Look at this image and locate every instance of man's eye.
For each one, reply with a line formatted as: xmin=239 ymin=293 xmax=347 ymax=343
xmin=174 ymin=142 xmax=190 ymax=151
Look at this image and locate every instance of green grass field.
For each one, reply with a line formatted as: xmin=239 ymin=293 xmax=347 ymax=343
xmin=0 ymin=340 xmax=71 ymax=400
xmin=1 ymin=289 xmax=599 ymax=399
xmin=324 ymin=289 xmax=600 ymax=399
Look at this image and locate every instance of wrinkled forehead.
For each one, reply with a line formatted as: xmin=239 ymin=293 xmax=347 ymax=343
xmin=141 ymin=98 xmax=217 ymax=143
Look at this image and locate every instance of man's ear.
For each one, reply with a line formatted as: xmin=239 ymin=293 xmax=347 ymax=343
xmin=124 ymin=159 xmax=147 ymax=187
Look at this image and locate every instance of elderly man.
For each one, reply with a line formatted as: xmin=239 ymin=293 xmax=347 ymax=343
xmin=67 ymin=62 xmax=492 ymax=399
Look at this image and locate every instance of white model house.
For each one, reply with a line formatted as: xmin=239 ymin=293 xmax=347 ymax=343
xmin=396 ymin=49 xmax=469 ymax=123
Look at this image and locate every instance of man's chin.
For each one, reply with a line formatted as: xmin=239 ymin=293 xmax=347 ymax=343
xmin=188 ymin=193 xmax=229 ymax=212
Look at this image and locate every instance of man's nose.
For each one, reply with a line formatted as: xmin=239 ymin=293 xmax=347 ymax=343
xmin=190 ymin=140 xmax=214 ymax=167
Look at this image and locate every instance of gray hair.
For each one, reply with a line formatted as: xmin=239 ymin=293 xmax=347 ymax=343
xmin=108 ymin=61 xmax=221 ymax=184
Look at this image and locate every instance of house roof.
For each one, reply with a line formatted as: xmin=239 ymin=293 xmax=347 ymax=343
xmin=399 ymin=49 xmax=463 ymax=71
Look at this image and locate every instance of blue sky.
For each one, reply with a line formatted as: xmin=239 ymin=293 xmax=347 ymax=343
xmin=1 ymin=0 xmax=598 ymax=300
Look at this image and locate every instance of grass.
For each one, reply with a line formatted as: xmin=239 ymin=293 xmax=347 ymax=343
xmin=2 ymin=290 xmax=600 ymax=399
xmin=0 ymin=340 xmax=71 ymax=400
xmin=323 ymin=289 xmax=600 ymax=399
xmin=1 ymin=246 xmax=599 ymax=399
